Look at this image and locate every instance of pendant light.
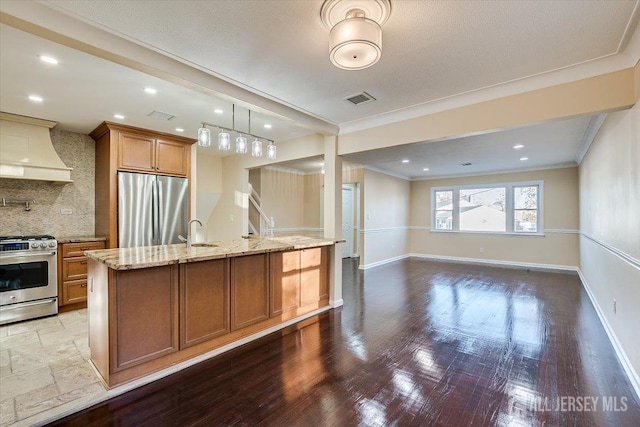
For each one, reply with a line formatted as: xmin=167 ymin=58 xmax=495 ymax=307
xmin=197 ymin=125 xmax=211 ymax=147
xmin=252 ymin=138 xmax=263 ymax=157
xmin=267 ymin=141 xmax=277 ymax=160
xmin=218 ymin=129 xmax=231 ymax=150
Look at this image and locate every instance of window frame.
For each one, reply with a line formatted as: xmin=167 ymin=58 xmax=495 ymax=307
xmin=431 ymin=180 xmax=544 ymax=236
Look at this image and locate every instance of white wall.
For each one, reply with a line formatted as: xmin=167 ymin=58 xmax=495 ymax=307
xmin=579 ymin=102 xmax=640 ymax=387
xmin=362 ymin=169 xmax=411 ymax=267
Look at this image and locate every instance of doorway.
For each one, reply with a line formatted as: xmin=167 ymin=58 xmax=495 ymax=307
xmin=342 ymin=184 xmax=358 ymax=258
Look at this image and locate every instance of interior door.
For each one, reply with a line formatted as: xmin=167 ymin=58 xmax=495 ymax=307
xmin=342 ymin=185 xmax=354 ymax=258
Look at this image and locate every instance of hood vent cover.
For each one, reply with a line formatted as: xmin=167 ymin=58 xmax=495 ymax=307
xmin=0 ymin=112 xmax=72 ymax=183
xmin=344 ymin=92 xmax=376 ymax=105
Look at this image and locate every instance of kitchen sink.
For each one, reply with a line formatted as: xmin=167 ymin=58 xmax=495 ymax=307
xmin=191 ymin=243 xmax=219 ymax=248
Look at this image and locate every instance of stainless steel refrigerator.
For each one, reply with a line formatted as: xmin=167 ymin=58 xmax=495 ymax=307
xmin=118 ymin=172 xmax=189 ymax=248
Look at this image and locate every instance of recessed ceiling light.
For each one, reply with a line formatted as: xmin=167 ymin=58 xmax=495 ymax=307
xmin=39 ymin=55 xmax=58 ymax=65
xmin=114 ymin=114 xmax=125 ymax=120
xmin=214 ymin=109 xmax=223 ymax=114
xmin=264 ymin=124 xmax=272 ymax=129
xmin=423 ymin=168 xmax=430 ymax=171
xmin=28 ymin=95 xmax=43 ymax=103
xmin=513 ymin=144 xmax=524 ymax=149
xmin=520 ymin=157 xmax=529 ymax=161
xmin=144 ymin=87 xmax=157 ymax=94
xmin=402 ymin=159 xmax=410 ymax=163
xmin=175 ymin=128 xmax=184 ymax=132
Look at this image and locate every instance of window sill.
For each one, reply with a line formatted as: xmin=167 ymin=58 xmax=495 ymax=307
xmin=430 ymin=230 xmax=545 ymax=238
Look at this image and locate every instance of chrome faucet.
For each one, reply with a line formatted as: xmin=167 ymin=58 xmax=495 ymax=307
xmin=180 ymin=219 xmax=202 ymax=249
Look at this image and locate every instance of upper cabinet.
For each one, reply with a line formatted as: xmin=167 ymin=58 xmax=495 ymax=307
xmin=116 ymin=129 xmax=190 ymax=176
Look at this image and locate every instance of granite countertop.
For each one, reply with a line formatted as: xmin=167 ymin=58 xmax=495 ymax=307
xmin=84 ymin=235 xmax=342 ymax=270
xmin=56 ymin=236 xmax=107 ymax=243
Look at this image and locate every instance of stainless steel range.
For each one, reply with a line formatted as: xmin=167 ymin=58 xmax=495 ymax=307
xmin=0 ymin=235 xmax=58 ymax=325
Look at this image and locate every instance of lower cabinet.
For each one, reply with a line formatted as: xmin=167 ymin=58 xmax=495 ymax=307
xmin=58 ymin=240 xmax=105 ymax=308
xmin=179 ymin=259 xmax=229 ymax=349
xmin=300 ymin=247 xmax=329 ymax=306
xmin=112 ymin=265 xmax=179 ymax=372
xmin=231 ymin=253 xmax=269 ymax=331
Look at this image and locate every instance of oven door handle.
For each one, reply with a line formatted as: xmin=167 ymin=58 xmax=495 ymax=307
xmin=1 ymin=298 xmax=57 ymax=309
xmin=0 ymin=251 xmax=56 ymax=259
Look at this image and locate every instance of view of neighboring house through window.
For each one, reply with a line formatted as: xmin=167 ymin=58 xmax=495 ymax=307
xmin=432 ymin=181 xmax=542 ymax=234
xmin=434 ymin=190 xmax=453 ymax=230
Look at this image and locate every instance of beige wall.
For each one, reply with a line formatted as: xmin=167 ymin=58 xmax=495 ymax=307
xmin=303 ymin=172 xmax=323 ymax=229
xmin=409 ymin=167 xmax=580 ymax=267
xmin=0 ymin=129 xmax=95 ymax=238
xmin=362 ymin=169 xmax=411 ymax=267
xmin=579 ymin=102 xmax=640 ymax=379
xmin=195 ymin=153 xmax=222 ymax=241
xmin=261 ymin=168 xmax=304 ymax=229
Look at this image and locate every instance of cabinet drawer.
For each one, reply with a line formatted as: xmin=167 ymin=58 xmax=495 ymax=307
xmin=62 ymin=241 xmax=105 ymax=258
xmin=62 ymin=257 xmax=89 ymax=281
xmin=62 ymin=280 xmax=88 ymax=305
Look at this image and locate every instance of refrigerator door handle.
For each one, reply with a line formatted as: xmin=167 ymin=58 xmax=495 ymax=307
xmin=156 ymin=180 xmax=164 ymax=245
xmin=152 ymin=180 xmax=159 ymax=245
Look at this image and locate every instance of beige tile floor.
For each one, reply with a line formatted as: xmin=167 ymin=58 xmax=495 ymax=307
xmin=0 ymin=310 xmax=108 ymax=426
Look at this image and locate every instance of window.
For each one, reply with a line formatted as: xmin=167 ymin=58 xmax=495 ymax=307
xmin=431 ymin=181 xmax=543 ymax=234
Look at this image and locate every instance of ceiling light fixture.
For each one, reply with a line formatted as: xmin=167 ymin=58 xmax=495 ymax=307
xmin=28 ymin=95 xmax=43 ymax=103
xmin=264 ymin=124 xmax=272 ymax=129
xmin=520 ymin=157 xmax=529 ymax=161
xmin=513 ymin=144 xmax=524 ymax=149
xmin=197 ymin=104 xmax=275 ymax=159
xmin=423 ymin=168 xmax=430 ymax=171
xmin=39 ymin=55 xmax=58 ymax=65
xmin=320 ymin=0 xmax=391 ymax=71
xmin=214 ymin=109 xmax=223 ymax=114
xmin=402 ymin=159 xmax=410 ymax=163
xmin=175 ymin=128 xmax=184 ymax=132
xmin=113 ymin=114 xmax=125 ymax=120
xmin=144 ymin=87 xmax=157 ymax=94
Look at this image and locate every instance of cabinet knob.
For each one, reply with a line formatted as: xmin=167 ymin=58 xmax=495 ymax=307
xmin=81 ymin=283 xmax=87 ymax=288
xmin=80 ymin=247 xmax=89 ymax=250
xmin=80 ymin=260 xmax=88 ymax=264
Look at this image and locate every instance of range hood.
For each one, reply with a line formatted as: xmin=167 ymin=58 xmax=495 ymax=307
xmin=0 ymin=112 xmax=72 ymax=183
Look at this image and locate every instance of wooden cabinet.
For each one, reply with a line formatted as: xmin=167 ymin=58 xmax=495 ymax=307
xmin=112 ymin=266 xmax=179 ymax=372
xmin=91 ymin=122 xmax=195 ymax=249
xmin=270 ymin=247 xmax=329 ymax=317
xmin=269 ymin=250 xmax=301 ymax=317
xmin=117 ymin=132 xmax=189 ymax=176
xmin=58 ymin=240 xmax=105 ymax=308
xmin=179 ymin=259 xmax=230 ymax=349
xmin=300 ymin=247 xmax=329 ymax=306
xmin=231 ymin=254 xmax=269 ymax=331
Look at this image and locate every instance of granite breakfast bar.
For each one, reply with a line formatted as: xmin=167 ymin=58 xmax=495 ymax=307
xmin=85 ymin=236 xmax=339 ymax=388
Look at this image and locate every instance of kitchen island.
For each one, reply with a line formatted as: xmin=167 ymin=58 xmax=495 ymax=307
xmin=85 ymin=235 xmax=340 ymax=388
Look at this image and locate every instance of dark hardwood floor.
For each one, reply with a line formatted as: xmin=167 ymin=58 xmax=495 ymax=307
xmin=48 ymin=258 xmax=640 ymax=426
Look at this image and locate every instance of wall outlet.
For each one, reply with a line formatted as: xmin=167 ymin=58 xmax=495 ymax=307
xmin=479 ymin=247 xmax=485 ymax=254
xmin=61 ymin=208 xmax=72 ymax=215
xmin=613 ymin=299 xmax=617 ymax=314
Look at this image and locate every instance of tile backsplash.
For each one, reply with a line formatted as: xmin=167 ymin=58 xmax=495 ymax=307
xmin=0 ymin=128 xmax=95 ymax=238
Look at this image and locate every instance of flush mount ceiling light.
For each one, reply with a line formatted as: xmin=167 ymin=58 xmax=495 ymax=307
xmin=321 ymin=0 xmax=391 ymax=71
xmin=197 ymin=104 xmax=276 ymax=159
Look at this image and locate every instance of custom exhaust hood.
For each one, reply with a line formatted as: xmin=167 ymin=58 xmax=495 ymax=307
xmin=0 ymin=112 xmax=72 ymax=183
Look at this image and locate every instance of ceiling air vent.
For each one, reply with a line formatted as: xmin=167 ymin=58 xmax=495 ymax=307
xmin=344 ymin=92 xmax=376 ymax=106
xmin=461 ymin=162 xmax=472 ymax=166
xmin=147 ymin=110 xmax=176 ymax=121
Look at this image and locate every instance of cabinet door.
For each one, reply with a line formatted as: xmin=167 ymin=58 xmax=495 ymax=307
xmin=180 ymin=259 xmax=230 ymax=349
xmin=118 ymin=131 xmax=156 ymax=172
xmin=62 ymin=241 xmax=105 ymax=258
xmin=270 ymin=250 xmax=300 ymax=317
xmin=112 ymin=265 xmax=178 ymax=372
xmin=156 ymin=139 xmax=188 ymax=176
xmin=300 ymin=247 xmax=329 ymax=306
xmin=62 ymin=279 xmax=88 ymax=305
xmin=231 ymin=254 xmax=269 ymax=331
xmin=62 ymin=257 xmax=89 ymax=281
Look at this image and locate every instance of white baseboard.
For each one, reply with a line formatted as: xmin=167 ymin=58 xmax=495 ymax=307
xmin=409 ymin=253 xmax=578 ymax=273
xmin=577 ymin=269 xmax=640 ymax=400
xmin=359 ymin=254 xmax=411 ymax=270
xmin=330 ymin=298 xmax=344 ymax=308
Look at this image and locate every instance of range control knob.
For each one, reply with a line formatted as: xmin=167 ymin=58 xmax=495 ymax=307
xmin=39 ymin=242 xmax=47 ymax=248
xmin=48 ymin=241 xmax=56 ymax=248
xmin=31 ymin=243 xmax=38 ymax=249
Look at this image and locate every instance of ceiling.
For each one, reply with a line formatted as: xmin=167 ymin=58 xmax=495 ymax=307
xmin=0 ymin=1 xmax=638 ymax=177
